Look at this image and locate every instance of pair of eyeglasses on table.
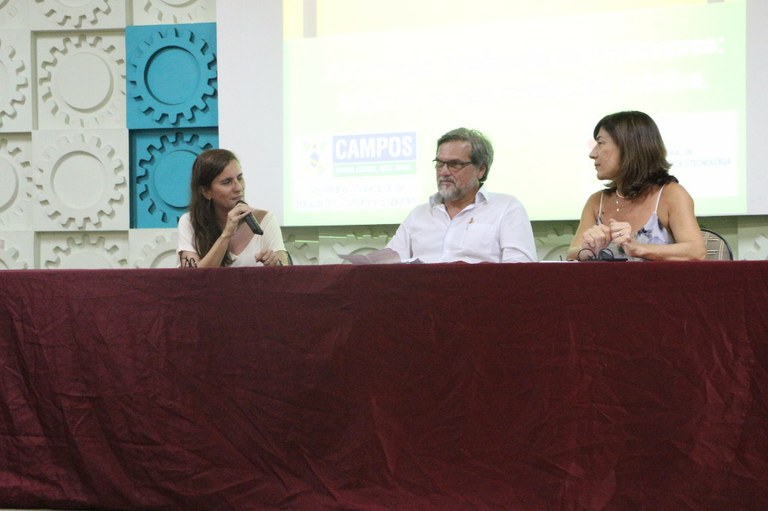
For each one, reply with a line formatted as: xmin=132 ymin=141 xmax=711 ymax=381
xmin=578 ymin=248 xmax=629 ymax=262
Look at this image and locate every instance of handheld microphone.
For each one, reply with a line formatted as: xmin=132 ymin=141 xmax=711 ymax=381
xmin=236 ymin=200 xmax=263 ymax=235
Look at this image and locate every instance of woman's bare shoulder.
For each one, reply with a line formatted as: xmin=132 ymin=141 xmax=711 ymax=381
xmin=586 ymin=189 xmax=607 ymax=205
xmin=661 ymin=181 xmax=694 ymax=201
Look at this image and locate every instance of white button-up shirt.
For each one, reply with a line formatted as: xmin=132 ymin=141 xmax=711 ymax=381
xmin=386 ymin=186 xmax=537 ymax=263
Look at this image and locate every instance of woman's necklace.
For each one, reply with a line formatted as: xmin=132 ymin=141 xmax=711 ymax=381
xmin=615 ymin=190 xmax=627 ymax=212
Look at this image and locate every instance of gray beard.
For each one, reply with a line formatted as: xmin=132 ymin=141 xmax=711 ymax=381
xmin=437 ymin=179 xmax=478 ymax=202
xmin=438 ymin=186 xmax=458 ymax=202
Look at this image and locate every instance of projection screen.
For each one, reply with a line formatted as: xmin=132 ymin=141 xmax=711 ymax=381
xmin=218 ymin=0 xmax=767 ymax=226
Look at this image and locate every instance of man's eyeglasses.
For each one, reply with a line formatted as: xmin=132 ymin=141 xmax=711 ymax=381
xmin=433 ymin=159 xmax=474 ymax=172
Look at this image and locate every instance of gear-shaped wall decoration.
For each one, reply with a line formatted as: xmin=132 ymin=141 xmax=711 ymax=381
xmin=133 ymin=0 xmax=215 ymax=24
xmin=534 ymin=224 xmax=577 ymax=261
xmin=33 ymin=0 xmax=111 ymax=29
xmin=0 ymin=137 xmax=32 ymax=229
xmin=0 ymin=240 xmax=27 ymax=270
xmin=741 ymin=234 xmax=768 ymax=261
xmin=328 ymin=228 xmax=394 ymax=264
xmin=282 ymin=229 xmax=320 ymax=266
xmin=0 ymin=0 xmax=25 ymax=27
xmin=0 ymin=35 xmax=31 ymax=131
xmin=126 ymin=23 xmax=217 ymax=129
xmin=38 ymin=33 xmax=125 ymax=128
xmin=131 ymin=128 xmax=217 ymax=228
xmin=133 ymin=233 xmax=178 ymax=268
xmin=41 ymin=233 xmax=128 ymax=269
xmin=34 ymin=132 xmax=126 ymax=230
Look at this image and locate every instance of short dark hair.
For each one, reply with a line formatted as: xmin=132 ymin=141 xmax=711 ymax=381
xmin=436 ymin=128 xmax=494 ymax=183
xmin=594 ymin=111 xmax=677 ymax=198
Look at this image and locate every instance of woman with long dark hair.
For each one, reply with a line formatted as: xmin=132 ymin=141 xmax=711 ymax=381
xmin=177 ymin=148 xmax=289 ymax=267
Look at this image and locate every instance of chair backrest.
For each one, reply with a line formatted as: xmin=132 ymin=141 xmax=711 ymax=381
xmin=700 ymin=228 xmax=733 ymax=260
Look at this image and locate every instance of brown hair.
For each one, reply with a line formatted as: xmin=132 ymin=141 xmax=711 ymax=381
xmin=594 ymin=111 xmax=677 ymax=198
xmin=189 ymin=148 xmax=239 ymax=266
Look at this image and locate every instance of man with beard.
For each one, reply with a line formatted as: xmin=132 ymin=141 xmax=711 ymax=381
xmin=386 ymin=127 xmax=537 ymax=263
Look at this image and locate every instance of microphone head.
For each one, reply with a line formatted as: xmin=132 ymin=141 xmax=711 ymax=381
xmin=236 ymin=200 xmax=263 ymax=235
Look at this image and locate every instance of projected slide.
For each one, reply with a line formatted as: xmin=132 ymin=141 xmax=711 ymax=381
xmin=282 ymin=0 xmax=745 ymax=225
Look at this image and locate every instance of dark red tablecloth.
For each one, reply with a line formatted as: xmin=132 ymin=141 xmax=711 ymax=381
xmin=0 ymin=262 xmax=766 ymax=510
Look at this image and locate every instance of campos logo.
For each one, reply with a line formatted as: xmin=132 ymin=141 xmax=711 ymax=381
xmin=333 ymin=132 xmax=416 ymax=163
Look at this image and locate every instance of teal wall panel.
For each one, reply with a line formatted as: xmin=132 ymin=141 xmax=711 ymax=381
xmin=131 ymin=128 xmax=218 ymax=228
xmin=126 ymin=23 xmax=218 ymax=129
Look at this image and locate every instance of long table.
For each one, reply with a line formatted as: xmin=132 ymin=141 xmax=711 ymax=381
xmin=1 ymin=262 xmax=767 ymax=510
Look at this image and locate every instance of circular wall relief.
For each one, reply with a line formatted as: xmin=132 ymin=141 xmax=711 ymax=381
xmin=0 ymin=139 xmax=31 ymax=227
xmin=139 ymin=0 xmax=211 ymax=23
xmin=135 ymin=235 xmax=178 ymax=268
xmin=55 ymin=52 xmax=113 ymax=111
xmin=0 ymin=0 xmax=22 ymax=26
xmin=36 ymin=133 xmax=125 ymax=228
xmin=146 ymin=46 xmax=199 ymax=105
xmin=45 ymin=235 xmax=127 ymax=269
xmin=0 ymin=244 xmax=27 ymax=270
xmin=136 ymin=132 xmax=209 ymax=225
xmin=153 ymin=148 xmax=195 ymax=208
xmin=34 ymin=0 xmax=111 ymax=28
xmin=149 ymin=248 xmax=178 ymax=268
xmin=0 ymin=38 xmax=28 ymax=128
xmin=128 ymin=27 xmax=215 ymax=125
xmin=50 ymin=150 xmax=105 ymax=210
xmin=0 ymin=156 xmax=19 ymax=211
xmin=742 ymin=235 xmax=768 ymax=261
xmin=62 ymin=249 xmax=114 ymax=268
xmin=39 ymin=34 xmax=124 ymax=127
xmin=157 ymin=0 xmax=197 ymax=6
